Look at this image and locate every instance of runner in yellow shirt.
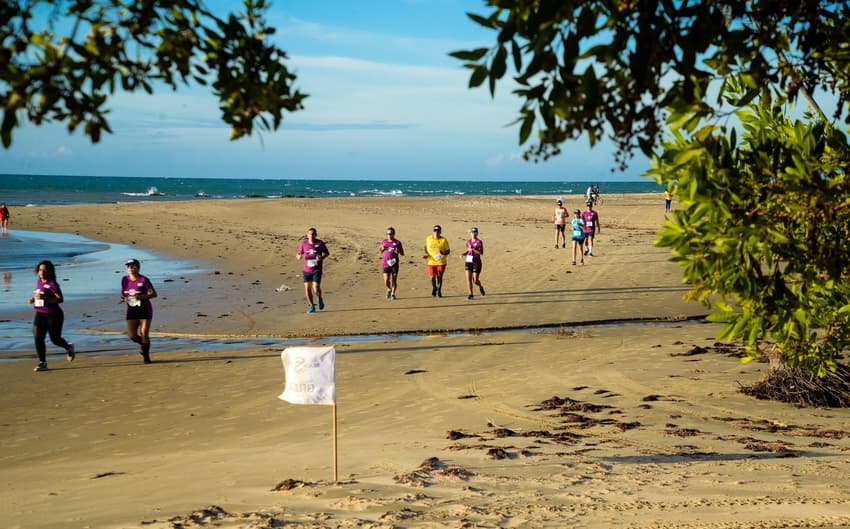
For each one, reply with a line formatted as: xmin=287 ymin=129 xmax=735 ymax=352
xmin=423 ymin=224 xmax=450 ymax=297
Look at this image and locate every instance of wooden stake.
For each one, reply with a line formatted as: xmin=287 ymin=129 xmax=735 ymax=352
xmin=332 ymin=403 xmax=338 ymax=482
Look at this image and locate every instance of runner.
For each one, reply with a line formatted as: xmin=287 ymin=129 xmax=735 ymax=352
xmin=121 ymin=258 xmax=157 ymax=363
xmin=296 ymin=227 xmax=330 ymax=313
xmin=581 ymin=201 xmax=600 ymax=256
xmin=553 ymin=199 xmax=567 ymax=248
xmin=570 ymin=210 xmax=586 ymax=265
xmin=380 ymin=227 xmax=404 ymax=300
xmin=423 ymin=225 xmax=450 ymax=298
xmin=463 ymin=227 xmax=485 ymax=300
xmin=28 ymin=260 xmax=75 ymax=371
xmin=0 ymin=202 xmax=9 ymax=234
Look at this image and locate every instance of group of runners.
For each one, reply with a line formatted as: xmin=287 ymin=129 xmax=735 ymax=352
xmin=27 ymin=258 xmax=157 ymax=371
xmin=26 ymin=199 xmax=595 ymax=370
xmin=553 ymin=197 xmax=601 ymax=266
xmin=296 ymin=224 xmax=486 ymax=313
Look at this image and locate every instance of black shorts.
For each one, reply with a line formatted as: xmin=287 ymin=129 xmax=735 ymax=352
xmin=555 ymin=224 xmax=566 ymax=233
xmin=382 ymin=264 xmax=400 ymax=274
xmin=302 ymin=270 xmax=323 ymax=284
xmin=464 ymin=262 xmax=482 ymax=273
xmin=126 ymin=305 xmax=153 ymax=321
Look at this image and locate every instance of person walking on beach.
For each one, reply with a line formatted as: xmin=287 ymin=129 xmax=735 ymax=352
xmin=581 ymin=201 xmax=600 ymax=256
xmin=570 ymin=210 xmax=586 ymax=265
xmin=380 ymin=227 xmax=404 ymax=300
xmin=463 ymin=227 xmax=485 ymax=300
xmin=423 ymin=225 xmax=450 ymax=298
xmin=28 ymin=260 xmax=75 ymax=371
xmin=664 ymin=189 xmax=673 ymax=213
xmin=0 ymin=203 xmax=9 ymax=234
xmin=121 ymin=258 xmax=157 ymax=364
xmin=297 ymin=227 xmax=330 ymax=313
xmin=553 ymin=199 xmax=567 ymax=248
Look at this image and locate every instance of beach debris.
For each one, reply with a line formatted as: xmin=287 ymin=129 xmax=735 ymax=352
xmin=446 ymin=430 xmax=474 ymax=440
xmin=404 ymin=369 xmax=427 ymax=375
xmin=166 ymin=505 xmax=230 ymax=528
xmin=394 ymin=457 xmax=473 ymax=487
xmin=456 ymin=394 xmax=477 ymax=399
xmin=487 ymin=447 xmax=511 ymax=459
xmin=271 ymin=478 xmax=309 ymax=491
xmin=275 ymin=284 xmax=291 ymax=292
xmin=90 ymin=471 xmax=126 ymax=479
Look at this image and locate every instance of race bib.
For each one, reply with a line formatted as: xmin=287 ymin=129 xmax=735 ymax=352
xmin=34 ymin=299 xmax=45 ymax=307
xmin=127 ymin=296 xmax=141 ymax=307
xmin=307 ymin=259 xmax=318 ymax=267
xmin=387 ymin=258 xmax=397 ymax=266
xmin=465 ymin=254 xmax=474 ymax=263
xmin=433 ymin=254 xmax=442 ymax=261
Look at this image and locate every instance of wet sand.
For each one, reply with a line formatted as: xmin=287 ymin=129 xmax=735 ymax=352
xmin=3 ymin=194 xmax=849 ymax=528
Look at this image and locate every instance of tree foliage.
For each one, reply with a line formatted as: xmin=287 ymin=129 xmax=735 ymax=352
xmin=456 ymin=1 xmax=850 ymax=384
xmin=0 ymin=0 xmax=306 ymax=148
xmin=651 ymin=81 xmax=850 ymax=377
xmin=452 ymin=1 xmax=850 ymax=169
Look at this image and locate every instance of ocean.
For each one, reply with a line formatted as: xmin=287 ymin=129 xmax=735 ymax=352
xmin=0 ymin=174 xmax=662 ymax=206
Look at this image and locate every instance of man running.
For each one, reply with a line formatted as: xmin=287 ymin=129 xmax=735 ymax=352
xmin=423 ymin=225 xmax=450 ymax=298
xmin=296 ymin=227 xmax=330 ymax=313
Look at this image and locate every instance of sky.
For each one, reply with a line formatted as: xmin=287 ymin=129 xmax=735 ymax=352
xmin=0 ymin=0 xmax=649 ymax=182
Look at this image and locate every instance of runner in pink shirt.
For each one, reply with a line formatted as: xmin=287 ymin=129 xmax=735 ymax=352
xmin=28 ymin=260 xmax=75 ymax=371
xmin=380 ymin=227 xmax=405 ymax=300
xmin=121 ymin=258 xmax=158 ymax=364
xmin=296 ymin=227 xmax=330 ymax=313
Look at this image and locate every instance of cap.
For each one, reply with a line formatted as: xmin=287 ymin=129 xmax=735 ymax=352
xmin=125 ymin=259 xmax=140 ymax=267
xmin=574 ymin=209 xmax=581 ymax=214
xmin=556 ymin=200 xmax=563 ymax=204
xmin=433 ymin=225 xmax=442 ymax=231
xmin=586 ymin=201 xmax=593 ymax=206
xmin=470 ymin=227 xmax=479 ymax=233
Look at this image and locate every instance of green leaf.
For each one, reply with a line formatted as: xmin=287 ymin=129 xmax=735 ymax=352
xmin=469 ymin=65 xmax=488 ymax=88
xmin=449 ymin=48 xmax=489 ymax=62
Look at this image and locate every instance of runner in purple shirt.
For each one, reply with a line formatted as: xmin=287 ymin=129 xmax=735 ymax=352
xmin=581 ymin=201 xmax=601 ymax=256
xmin=296 ymin=227 xmax=330 ymax=313
xmin=463 ymin=227 xmax=486 ymax=300
xmin=121 ymin=258 xmax=158 ymax=364
xmin=28 ymin=260 xmax=75 ymax=371
xmin=380 ymin=227 xmax=405 ymax=300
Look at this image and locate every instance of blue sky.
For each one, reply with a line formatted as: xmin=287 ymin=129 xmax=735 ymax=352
xmin=1 ymin=0 xmax=648 ymax=181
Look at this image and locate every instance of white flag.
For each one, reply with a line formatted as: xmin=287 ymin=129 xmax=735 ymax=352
xmin=279 ymin=346 xmax=336 ymax=405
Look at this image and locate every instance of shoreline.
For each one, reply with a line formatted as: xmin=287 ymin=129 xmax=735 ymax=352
xmin=5 ymin=194 xmax=849 ymax=529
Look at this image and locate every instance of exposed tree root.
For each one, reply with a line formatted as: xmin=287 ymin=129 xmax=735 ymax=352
xmin=739 ymin=363 xmax=850 ymax=408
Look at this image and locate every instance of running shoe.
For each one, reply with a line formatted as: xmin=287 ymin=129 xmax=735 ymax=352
xmin=386 ymin=290 xmax=392 ymax=299
xmin=437 ymin=289 xmax=443 ymax=298
xmin=571 ymin=260 xmax=576 ymax=265
xmin=391 ymin=294 xmax=397 ymax=300
xmin=467 ymin=294 xmax=474 ymax=300
xmin=34 ymin=362 xmax=48 ymax=372
xmin=66 ymin=343 xmax=76 ymax=362
xmin=307 ymin=304 xmax=316 ymax=313
xmin=432 ymin=286 xmax=437 ymax=297
xmin=318 ymin=297 xmax=325 ymax=310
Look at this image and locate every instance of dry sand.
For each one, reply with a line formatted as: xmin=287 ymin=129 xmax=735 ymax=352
xmin=3 ymin=194 xmax=850 ymax=528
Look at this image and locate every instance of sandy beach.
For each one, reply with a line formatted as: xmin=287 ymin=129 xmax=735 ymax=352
xmin=3 ymin=194 xmax=850 ymax=528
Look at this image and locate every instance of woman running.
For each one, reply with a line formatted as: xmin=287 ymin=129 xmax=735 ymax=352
xmin=121 ymin=258 xmax=157 ymax=363
xmin=464 ymin=227 xmax=485 ymax=300
xmin=28 ymin=260 xmax=75 ymax=371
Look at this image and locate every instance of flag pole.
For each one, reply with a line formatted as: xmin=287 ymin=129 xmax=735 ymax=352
xmin=332 ymin=402 xmax=338 ymax=482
